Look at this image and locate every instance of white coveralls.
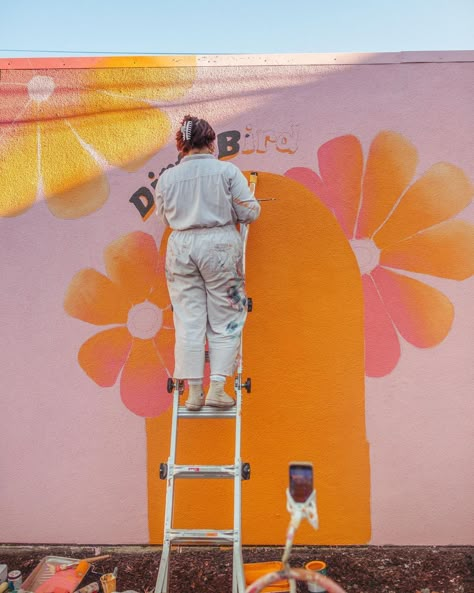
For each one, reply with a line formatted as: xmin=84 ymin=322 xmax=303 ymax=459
xmin=155 ymin=154 xmax=261 ymax=379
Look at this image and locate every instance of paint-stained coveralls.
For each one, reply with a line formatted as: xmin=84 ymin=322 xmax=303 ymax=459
xmin=155 ymin=154 xmax=261 ymax=379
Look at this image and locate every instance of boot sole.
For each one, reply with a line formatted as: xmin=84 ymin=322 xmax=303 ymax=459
xmin=205 ymin=399 xmax=236 ymax=409
xmin=185 ymin=401 xmax=204 ymax=411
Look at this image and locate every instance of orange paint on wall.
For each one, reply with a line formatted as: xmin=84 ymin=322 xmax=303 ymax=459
xmin=146 ymin=173 xmax=371 ymax=544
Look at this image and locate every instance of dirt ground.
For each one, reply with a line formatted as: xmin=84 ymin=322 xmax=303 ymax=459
xmin=1 ymin=544 xmax=472 ymax=593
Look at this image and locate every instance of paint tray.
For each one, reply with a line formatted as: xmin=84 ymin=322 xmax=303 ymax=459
xmin=21 ymin=557 xmax=88 ymax=593
xmin=244 ymin=561 xmax=289 ymax=592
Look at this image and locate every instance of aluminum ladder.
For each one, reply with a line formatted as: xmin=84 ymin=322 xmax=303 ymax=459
xmin=155 ymin=172 xmax=258 ymax=593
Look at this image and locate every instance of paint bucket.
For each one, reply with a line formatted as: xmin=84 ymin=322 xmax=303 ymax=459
xmin=100 ymin=574 xmax=116 ymax=593
xmin=304 ymin=561 xmax=327 ymax=593
xmin=243 ymin=561 xmax=289 ymax=592
xmin=7 ymin=571 xmax=22 ymax=591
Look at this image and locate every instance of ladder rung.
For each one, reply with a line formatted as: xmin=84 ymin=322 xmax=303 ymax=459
xmin=178 ymin=406 xmax=237 ymax=419
xmin=167 ymin=529 xmax=236 ymax=545
xmin=172 ymin=464 xmax=236 ymax=479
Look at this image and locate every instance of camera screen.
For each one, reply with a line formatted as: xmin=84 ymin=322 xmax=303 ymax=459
xmin=289 ymin=463 xmax=313 ymax=502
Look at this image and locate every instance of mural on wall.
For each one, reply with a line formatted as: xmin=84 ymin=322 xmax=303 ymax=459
xmin=286 ymin=132 xmax=474 ymax=376
xmin=1 ymin=54 xmax=473 ymax=546
xmin=64 ymin=231 xmax=174 ymax=417
xmin=0 ymin=59 xmax=196 ymax=218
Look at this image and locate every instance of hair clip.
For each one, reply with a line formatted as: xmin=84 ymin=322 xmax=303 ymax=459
xmin=180 ymin=120 xmax=193 ymax=142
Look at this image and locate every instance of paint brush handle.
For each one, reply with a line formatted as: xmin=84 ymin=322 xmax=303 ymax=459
xmin=80 ymin=555 xmax=111 ymax=564
xmin=56 ymin=556 xmax=111 ymax=571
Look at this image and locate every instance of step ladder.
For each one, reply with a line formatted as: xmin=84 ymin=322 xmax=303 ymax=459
xmin=155 ymin=173 xmax=259 ymax=593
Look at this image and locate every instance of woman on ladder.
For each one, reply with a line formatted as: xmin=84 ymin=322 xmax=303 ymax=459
xmin=155 ymin=115 xmax=261 ymax=411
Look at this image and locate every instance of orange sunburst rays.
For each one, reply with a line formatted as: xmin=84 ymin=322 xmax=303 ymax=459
xmin=286 ymin=131 xmax=474 ymax=377
xmin=0 ymin=64 xmax=195 ymax=218
xmin=64 ymin=231 xmax=175 ymax=417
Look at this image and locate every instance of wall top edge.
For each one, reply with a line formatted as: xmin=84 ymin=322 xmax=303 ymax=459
xmin=0 ymin=50 xmax=473 ymax=70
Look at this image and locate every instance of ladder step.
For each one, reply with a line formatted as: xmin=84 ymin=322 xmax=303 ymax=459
xmin=178 ymin=405 xmax=237 ymax=419
xmin=172 ymin=464 xmax=236 ymax=479
xmin=167 ymin=529 xmax=236 ymax=545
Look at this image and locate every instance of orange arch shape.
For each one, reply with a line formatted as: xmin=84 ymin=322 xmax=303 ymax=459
xmin=146 ymin=172 xmax=371 ymax=544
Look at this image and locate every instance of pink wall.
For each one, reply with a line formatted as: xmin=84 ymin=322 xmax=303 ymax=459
xmin=0 ymin=52 xmax=473 ymax=545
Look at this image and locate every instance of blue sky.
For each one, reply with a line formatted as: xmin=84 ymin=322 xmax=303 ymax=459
xmin=1 ymin=0 xmax=473 ymax=57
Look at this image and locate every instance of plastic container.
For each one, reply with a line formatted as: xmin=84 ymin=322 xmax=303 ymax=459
xmin=304 ymin=561 xmax=327 ymax=593
xmin=99 ymin=574 xmax=116 ymax=593
xmin=243 ymin=561 xmax=289 ymax=592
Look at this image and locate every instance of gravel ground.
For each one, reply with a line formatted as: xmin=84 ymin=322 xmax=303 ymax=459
xmin=1 ymin=544 xmax=472 ymax=593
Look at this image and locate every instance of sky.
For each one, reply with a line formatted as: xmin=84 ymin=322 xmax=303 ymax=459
xmin=1 ymin=0 xmax=473 ymax=58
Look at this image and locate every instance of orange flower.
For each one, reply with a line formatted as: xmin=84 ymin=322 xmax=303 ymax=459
xmin=0 ymin=60 xmax=195 ymax=218
xmin=64 ymin=231 xmax=174 ymax=417
xmin=286 ymin=131 xmax=474 ymax=377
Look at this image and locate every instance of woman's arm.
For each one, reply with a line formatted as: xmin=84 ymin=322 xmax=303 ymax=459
xmin=229 ymin=166 xmax=261 ymax=223
xmin=155 ymin=176 xmax=170 ymax=226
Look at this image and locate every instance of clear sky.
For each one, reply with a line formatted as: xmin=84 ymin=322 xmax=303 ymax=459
xmin=1 ymin=0 xmax=473 ymax=58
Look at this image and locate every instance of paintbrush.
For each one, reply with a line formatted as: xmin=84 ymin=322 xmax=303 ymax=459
xmin=55 ymin=556 xmax=111 ymax=572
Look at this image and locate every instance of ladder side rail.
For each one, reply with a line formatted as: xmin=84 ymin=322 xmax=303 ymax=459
xmin=164 ymin=382 xmax=181 ymax=532
xmin=233 ymin=374 xmax=245 ymax=593
xmin=156 ymin=383 xmax=182 ymax=593
xmin=232 ymin=177 xmax=256 ymax=592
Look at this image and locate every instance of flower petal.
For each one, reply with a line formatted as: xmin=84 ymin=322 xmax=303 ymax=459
xmin=148 ymin=279 xmax=170 ymax=309
xmin=153 ymin=327 xmax=175 ymax=376
xmin=78 ymin=327 xmax=132 ymax=387
xmin=89 ymin=63 xmax=197 ymax=101
xmin=72 ymin=94 xmax=171 ymax=172
xmin=375 ymin=162 xmax=474 ymax=248
xmin=64 ymin=268 xmax=131 ymax=325
xmin=285 ymin=167 xmax=325 ymax=198
xmin=160 ymin=306 xmax=174 ymax=329
xmin=0 ymin=123 xmax=38 ymax=217
xmin=317 ymin=135 xmax=364 ymax=238
xmin=381 ymin=219 xmax=474 ymax=280
xmin=120 ymin=338 xmax=173 ymax=417
xmin=40 ymin=119 xmax=109 ymax=219
xmin=362 ymin=275 xmax=400 ymax=377
xmin=358 ymin=131 xmax=418 ymax=238
xmin=286 ymin=136 xmax=363 ymax=239
xmin=0 ymin=72 xmax=35 ymax=122
xmin=104 ymin=231 xmax=161 ymax=304
xmin=372 ymin=267 xmax=454 ymax=348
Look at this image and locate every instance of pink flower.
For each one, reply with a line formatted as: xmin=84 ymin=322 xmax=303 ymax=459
xmin=64 ymin=231 xmax=174 ymax=416
xmin=286 ymin=132 xmax=473 ymax=377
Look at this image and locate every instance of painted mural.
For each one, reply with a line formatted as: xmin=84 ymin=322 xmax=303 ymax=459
xmin=0 ymin=53 xmax=473 ymax=546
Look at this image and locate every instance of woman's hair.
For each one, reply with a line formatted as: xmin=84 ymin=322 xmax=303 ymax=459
xmin=176 ymin=115 xmax=216 ymax=154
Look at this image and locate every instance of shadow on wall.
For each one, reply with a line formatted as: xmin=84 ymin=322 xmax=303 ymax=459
xmin=0 ymin=59 xmax=355 ymax=219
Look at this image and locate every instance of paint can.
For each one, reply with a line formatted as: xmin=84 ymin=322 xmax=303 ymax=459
xmin=7 ymin=571 xmax=22 ymax=591
xmin=304 ymin=561 xmax=327 ymax=593
xmin=100 ymin=573 xmax=116 ymax=593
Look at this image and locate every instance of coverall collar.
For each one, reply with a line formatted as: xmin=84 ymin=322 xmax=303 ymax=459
xmin=182 ymin=154 xmax=216 ymax=162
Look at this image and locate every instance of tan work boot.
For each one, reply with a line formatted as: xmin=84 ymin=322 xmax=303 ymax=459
xmin=185 ymin=383 xmax=204 ymax=411
xmin=206 ymin=380 xmax=235 ymax=409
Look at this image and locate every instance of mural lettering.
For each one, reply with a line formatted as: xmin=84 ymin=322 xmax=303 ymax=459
xmin=217 ymin=130 xmax=241 ymax=159
xmin=242 ymin=125 xmax=299 ymax=154
xmin=129 ymin=186 xmax=155 ymax=221
xmin=130 ymin=125 xmax=299 ymax=219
